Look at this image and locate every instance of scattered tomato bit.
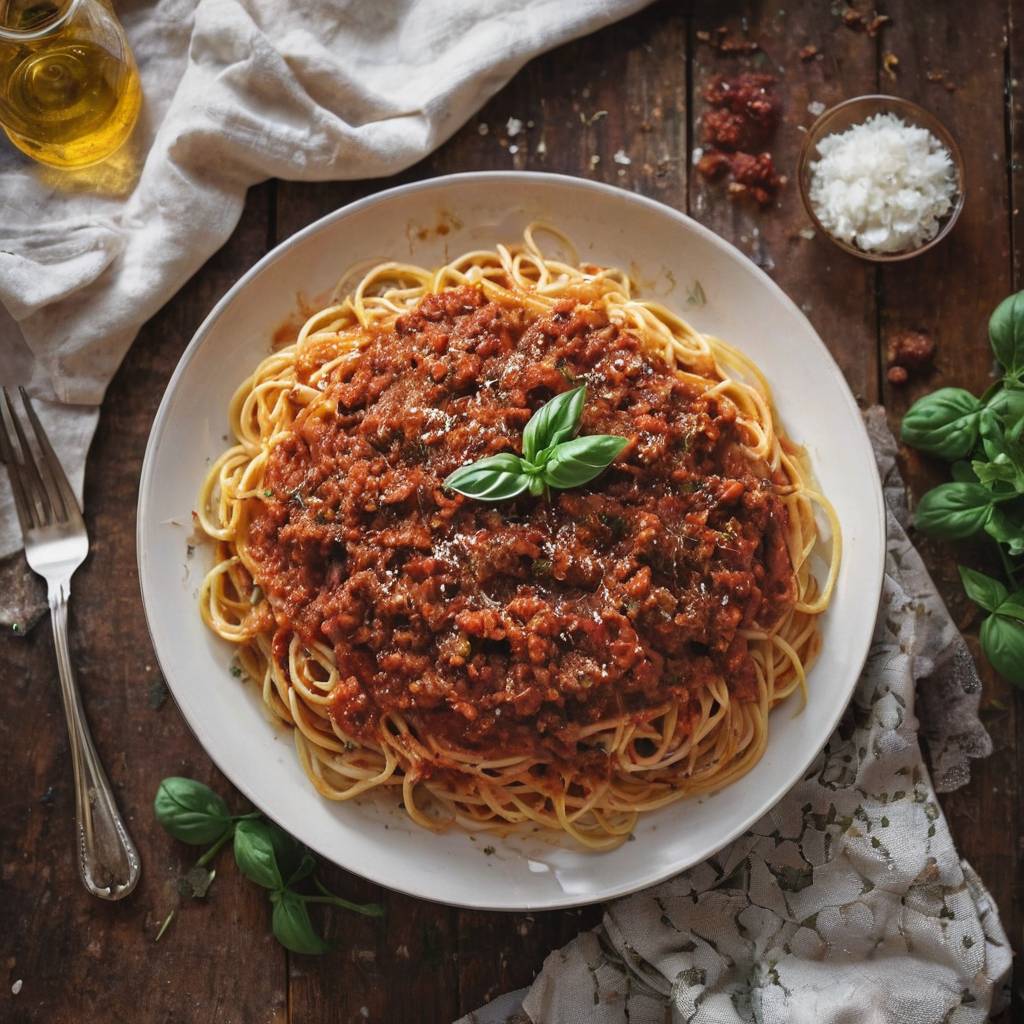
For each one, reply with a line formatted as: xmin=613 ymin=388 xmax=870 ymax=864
xmin=840 ymin=5 xmax=892 ymax=36
xmin=887 ymin=329 xmax=937 ymax=385
xmin=695 ymin=24 xmax=760 ymax=54
xmin=696 ymin=151 xmax=732 ymax=181
xmin=697 ymin=74 xmax=784 ymax=206
xmin=729 ymin=152 xmax=787 ymax=206
xmin=799 ymin=45 xmax=819 ymax=61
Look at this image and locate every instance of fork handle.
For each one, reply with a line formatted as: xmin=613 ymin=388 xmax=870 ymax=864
xmin=50 ymin=586 xmax=141 ymax=900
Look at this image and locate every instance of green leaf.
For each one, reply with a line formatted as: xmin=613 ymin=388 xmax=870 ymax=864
xmin=233 ymin=819 xmax=286 ymax=890
xmin=980 ymin=613 xmax=1024 ymax=686
xmin=154 ymin=778 xmax=233 ymax=845
xmin=271 ymin=891 xmax=332 ymax=954
xmin=958 ymin=566 xmax=1008 ymax=612
xmin=972 ymin=456 xmax=1022 ymax=491
xmin=900 ymin=388 xmax=982 ymax=460
xmin=522 ymin=385 xmax=586 ymax=463
xmin=980 ymin=407 xmax=1007 ymax=463
xmin=287 ymin=851 xmax=317 ymax=887
xmin=987 ymin=384 xmax=1024 ymax=422
xmin=984 ymin=506 xmax=1024 ymax=556
xmin=950 ymin=460 xmax=980 ymax=483
xmin=995 ymin=593 xmax=1024 ymax=622
xmin=988 ymin=290 xmax=1024 ymax=376
xmin=542 ymin=434 xmax=629 ymax=490
xmin=913 ymin=483 xmax=993 ymax=539
xmin=443 ymin=453 xmax=530 ymax=502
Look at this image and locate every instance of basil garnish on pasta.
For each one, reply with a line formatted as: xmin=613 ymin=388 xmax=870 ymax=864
xmin=443 ymin=385 xmax=628 ymax=501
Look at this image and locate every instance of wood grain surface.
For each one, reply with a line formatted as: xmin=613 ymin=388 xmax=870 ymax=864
xmin=0 ymin=2 xmax=1020 ymax=1021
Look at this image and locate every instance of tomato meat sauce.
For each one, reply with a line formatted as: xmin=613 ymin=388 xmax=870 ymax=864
xmin=248 ymin=286 xmax=796 ymax=765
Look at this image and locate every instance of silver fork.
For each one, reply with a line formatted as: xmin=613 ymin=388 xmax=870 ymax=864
xmin=0 ymin=386 xmax=140 ymax=900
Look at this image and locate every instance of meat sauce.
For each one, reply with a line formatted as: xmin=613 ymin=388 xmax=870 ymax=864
xmin=248 ymin=286 xmax=796 ymax=765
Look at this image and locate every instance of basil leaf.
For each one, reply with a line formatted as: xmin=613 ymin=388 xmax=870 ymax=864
xmin=958 ymin=566 xmax=1008 ymax=612
xmin=287 ymin=851 xmax=317 ymax=887
xmin=984 ymin=506 xmax=1024 ymax=555
xmin=994 ymin=594 xmax=1024 ymax=623
xmin=980 ymin=407 xmax=1007 ymax=463
xmin=543 ymin=434 xmax=628 ymax=490
xmin=913 ymin=483 xmax=993 ymax=539
xmin=988 ymin=384 xmax=1024 ymax=422
xmin=154 ymin=777 xmax=233 ymax=845
xmin=950 ymin=460 xmax=979 ymax=483
xmin=444 ymin=453 xmax=530 ymax=502
xmin=972 ymin=455 xmax=1021 ymax=491
xmin=233 ymin=819 xmax=285 ymax=890
xmin=988 ymin=290 xmax=1024 ymax=377
xmin=522 ymin=385 xmax=586 ymax=463
xmin=900 ymin=388 xmax=982 ymax=460
xmin=271 ymin=891 xmax=332 ymax=954
xmin=980 ymin=612 xmax=1024 ymax=686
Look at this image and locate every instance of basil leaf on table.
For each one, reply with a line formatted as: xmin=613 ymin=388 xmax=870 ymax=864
xmin=154 ymin=777 xmax=233 ymax=845
xmin=271 ymin=891 xmax=332 ymax=955
xmin=985 ymin=506 xmax=1024 ymax=555
xmin=980 ymin=407 xmax=1007 ymax=463
xmin=913 ymin=483 xmax=994 ymax=539
xmin=444 ymin=452 xmax=531 ymax=502
xmin=988 ymin=384 xmax=1024 ymax=422
xmin=980 ymin=613 xmax=1024 ymax=686
xmin=542 ymin=434 xmax=629 ymax=490
xmin=950 ymin=460 xmax=980 ymax=484
xmin=522 ymin=384 xmax=586 ymax=462
xmin=972 ymin=455 xmax=1023 ymax=492
xmin=995 ymin=593 xmax=1024 ymax=622
xmin=957 ymin=566 xmax=1008 ymax=612
xmin=988 ymin=289 xmax=1024 ymax=377
xmin=899 ymin=388 xmax=982 ymax=460
xmin=233 ymin=818 xmax=286 ymax=890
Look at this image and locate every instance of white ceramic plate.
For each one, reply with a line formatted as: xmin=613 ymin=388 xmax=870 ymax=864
xmin=138 ymin=172 xmax=884 ymax=911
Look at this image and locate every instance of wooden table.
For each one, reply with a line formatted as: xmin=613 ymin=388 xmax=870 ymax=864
xmin=2 ymin=2 xmax=1020 ymax=1020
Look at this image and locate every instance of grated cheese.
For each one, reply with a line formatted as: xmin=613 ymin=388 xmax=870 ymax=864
xmin=808 ymin=112 xmax=957 ymax=254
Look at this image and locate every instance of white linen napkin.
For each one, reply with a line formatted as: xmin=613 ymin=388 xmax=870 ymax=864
xmin=0 ymin=0 xmax=648 ymax=559
xmin=458 ymin=409 xmax=1011 ymax=1024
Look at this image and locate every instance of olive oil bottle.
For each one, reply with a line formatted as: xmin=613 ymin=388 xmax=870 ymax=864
xmin=0 ymin=0 xmax=141 ymax=168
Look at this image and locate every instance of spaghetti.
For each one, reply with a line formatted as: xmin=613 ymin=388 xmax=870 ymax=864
xmin=197 ymin=226 xmax=840 ymax=850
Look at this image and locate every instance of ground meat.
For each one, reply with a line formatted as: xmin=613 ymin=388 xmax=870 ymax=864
xmin=698 ymin=74 xmax=785 ymax=206
xmin=247 ymin=286 xmax=796 ymax=764
xmin=887 ymin=329 xmax=936 ymax=371
xmin=702 ymin=74 xmax=779 ymax=150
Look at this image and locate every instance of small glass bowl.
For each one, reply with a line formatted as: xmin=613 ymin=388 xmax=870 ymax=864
xmin=796 ymin=94 xmax=966 ymax=263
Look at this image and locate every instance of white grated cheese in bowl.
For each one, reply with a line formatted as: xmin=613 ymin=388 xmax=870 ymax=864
xmin=808 ymin=112 xmax=957 ymax=254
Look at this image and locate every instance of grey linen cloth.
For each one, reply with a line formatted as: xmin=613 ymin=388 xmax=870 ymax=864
xmin=0 ymin=0 xmax=647 ymax=567
xmin=460 ymin=408 xmax=1011 ymax=1024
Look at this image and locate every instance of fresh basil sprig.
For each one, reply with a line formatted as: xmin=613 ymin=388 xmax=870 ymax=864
xmin=901 ymin=288 xmax=1024 ymax=686
xmin=154 ymin=777 xmax=382 ymax=953
xmin=444 ymin=385 xmax=628 ymax=501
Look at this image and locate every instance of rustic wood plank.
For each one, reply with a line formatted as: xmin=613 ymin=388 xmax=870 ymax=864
xmin=879 ymin=7 xmax=1018 ymax=1019
xmin=0 ymin=183 xmax=286 ymax=1024
xmin=690 ymin=1 xmax=879 ymax=404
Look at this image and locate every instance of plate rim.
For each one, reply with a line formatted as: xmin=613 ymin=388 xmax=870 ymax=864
xmin=137 ymin=170 xmax=886 ymax=911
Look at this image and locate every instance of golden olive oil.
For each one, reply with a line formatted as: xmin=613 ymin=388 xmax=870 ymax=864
xmin=0 ymin=1 xmax=141 ymax=168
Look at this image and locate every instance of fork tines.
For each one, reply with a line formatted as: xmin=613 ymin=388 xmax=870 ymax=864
xmin=0 ymin=387 xmax=82 ymax=534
